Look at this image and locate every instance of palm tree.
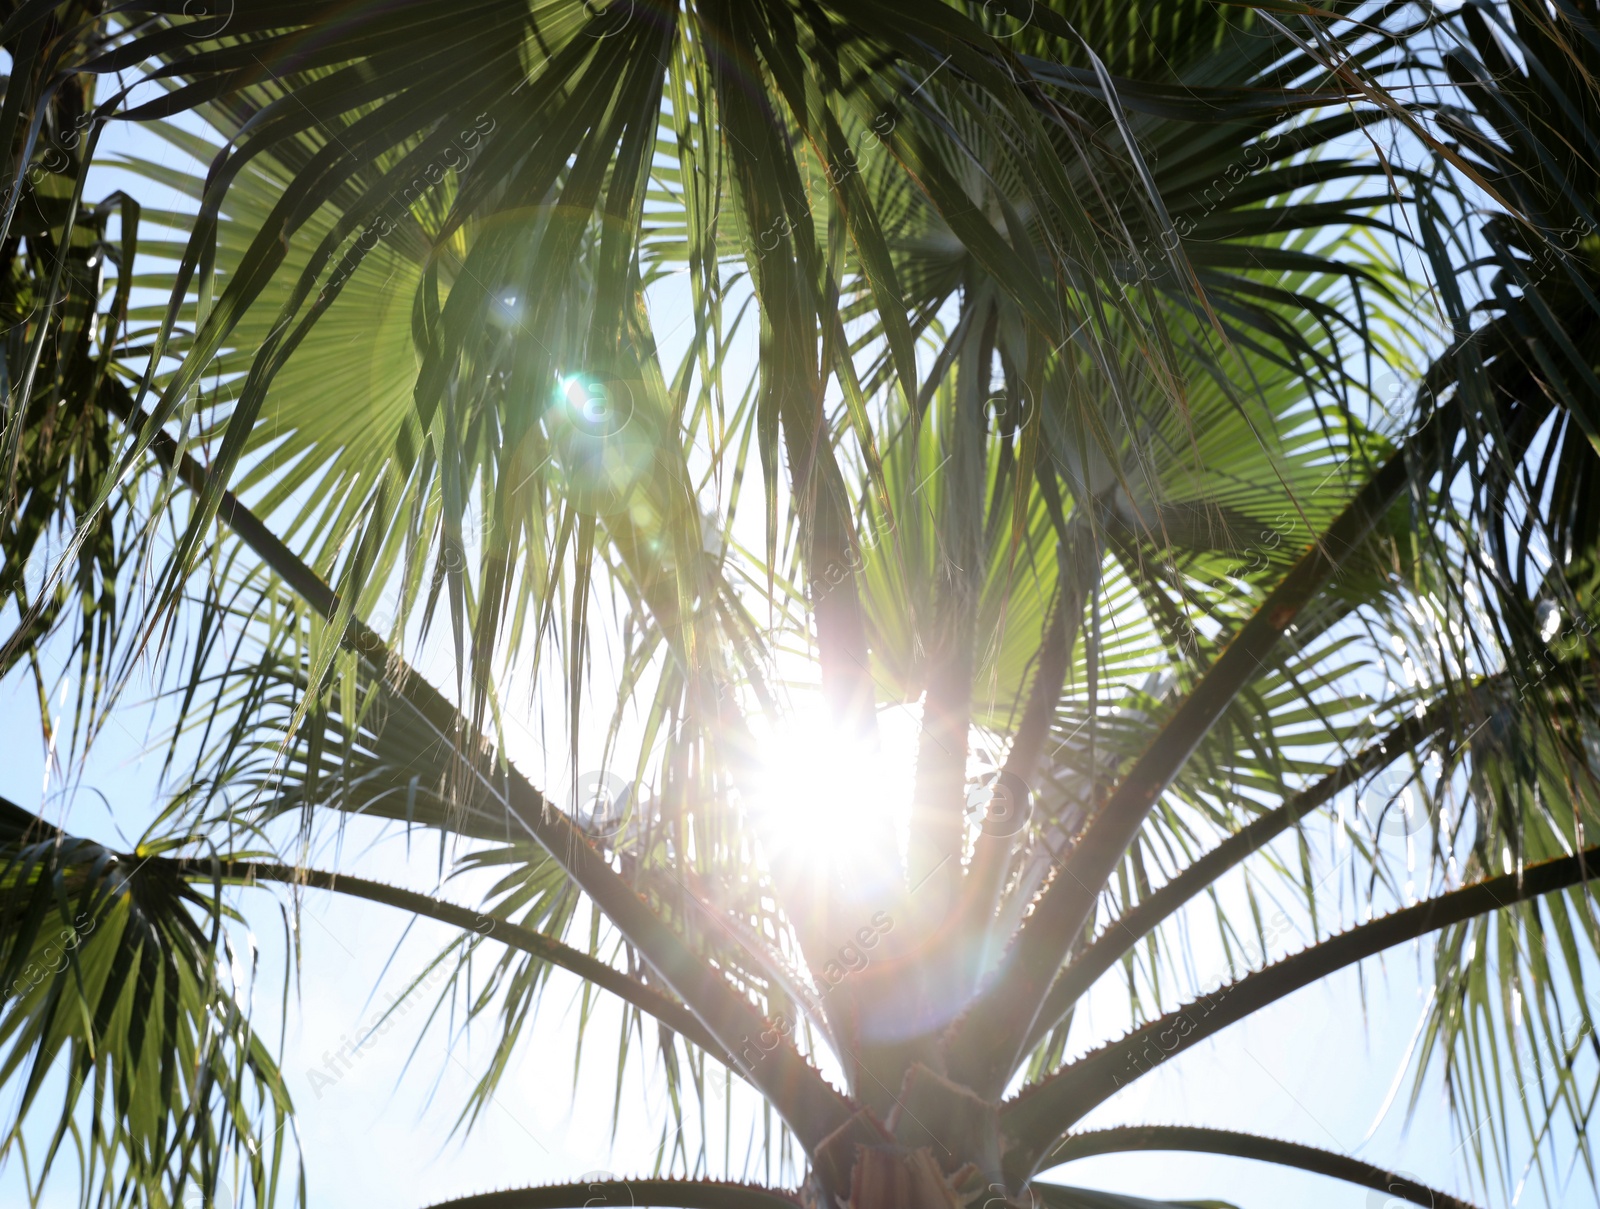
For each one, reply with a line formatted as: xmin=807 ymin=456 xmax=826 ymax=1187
xmin=4 ymin=1 xmax=1600 ymax=1207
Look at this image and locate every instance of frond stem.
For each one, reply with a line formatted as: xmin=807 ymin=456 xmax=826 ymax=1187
xmin=1040 ymin=1127 xmax=1480 ymax=1209
xmin=1016 ymin=685 xmax=1497 ymax=1057
xmin=423 ymin=1179 xmax=802 ymax=1209
xmin=162 ymin=858 xmax=727 ymax=1059
xmin=999 ymin=844 xmax=1600 ymax=1177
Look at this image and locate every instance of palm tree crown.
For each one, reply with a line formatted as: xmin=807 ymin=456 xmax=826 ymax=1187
xmin=3 ymin=2 xmax=1600 ymax=1207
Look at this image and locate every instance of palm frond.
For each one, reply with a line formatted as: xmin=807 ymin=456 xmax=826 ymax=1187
xmin=0 ymin=794 xmax=298 ymax=1209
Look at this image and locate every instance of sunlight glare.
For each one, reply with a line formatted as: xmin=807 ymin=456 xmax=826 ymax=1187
xmin=748 ymin=699 xmax=919 ymax=874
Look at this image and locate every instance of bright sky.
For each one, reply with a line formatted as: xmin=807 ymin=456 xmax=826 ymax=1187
xmin=0 ymin=90 xmax=1574 ymax=1209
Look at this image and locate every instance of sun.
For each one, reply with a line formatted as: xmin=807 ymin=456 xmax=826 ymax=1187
xmin=745 ymin=698 xmax=919 ymax=876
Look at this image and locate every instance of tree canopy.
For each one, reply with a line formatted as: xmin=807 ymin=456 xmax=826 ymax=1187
xmin=4 ymin=1 xmax=1600 ymax=1207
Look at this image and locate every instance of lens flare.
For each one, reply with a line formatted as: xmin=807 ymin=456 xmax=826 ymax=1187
xmin=545 ymin=373 xmax=650 ymax=514
xmin=555 ymin=374 xmax=633 ymax=437
xmin=488 ymin=291 xmax=523 ymax=329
